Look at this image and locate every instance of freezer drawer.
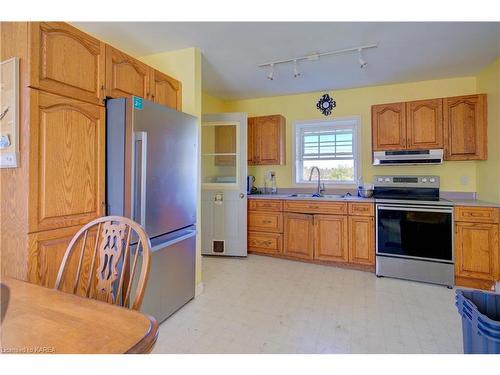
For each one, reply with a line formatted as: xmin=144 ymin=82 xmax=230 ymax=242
xmin=134 ymin=227 xmax=196 ymax=323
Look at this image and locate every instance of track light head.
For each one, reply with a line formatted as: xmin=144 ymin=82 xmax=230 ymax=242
xmin=267 ymin=63 xmax=275 ymax=80
xmin=358 ymin=48 xmax=367 ymax=69
xmin=293 ymin=60 xmax=301 ymax=78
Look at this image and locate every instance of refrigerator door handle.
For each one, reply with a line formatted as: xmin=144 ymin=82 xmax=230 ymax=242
xmin=151 ymin=229 xmax=197 ymax=252
xmin=134 ymin=131 xmax=148 ymax=227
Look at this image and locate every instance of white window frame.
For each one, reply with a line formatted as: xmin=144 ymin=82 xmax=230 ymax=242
xmin=292 ymin=116 xmax=362 ymax=188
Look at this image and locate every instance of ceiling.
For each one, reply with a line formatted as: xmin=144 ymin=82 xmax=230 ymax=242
xmin=73 ymin=22 xmax=500 ymax=100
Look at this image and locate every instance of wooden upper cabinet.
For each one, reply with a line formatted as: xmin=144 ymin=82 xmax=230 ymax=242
xmin=105 ymin=45 xmax=150 ymax=99
xmin=455 ymin=222 xmax=498 ymax=282
xmin=150 ymin=69 xmax=182 ymax=110
xmin=443 ymin=94 xmax=487 ymax=160
xmin=371 ymin=102 xmax=406 ymax=151
xmin=406 ymin=98 xmax=443 ymax=149
xmin=28 ymin=22 xmax=106 ymax=105
xmin=283 ymin=213 xmax=314 ymax=260
xmin=28 ymin=90 xmax=105 ymax=233
xmin=348 ymin=216 xmax=375 ymax=266
xmin=314 ymin=215 xmax=348 ymax=262
xmin=248 ymin=115 xmax=286 ymax=165
xmin=248 ymin=117 xmax=255 ymax=164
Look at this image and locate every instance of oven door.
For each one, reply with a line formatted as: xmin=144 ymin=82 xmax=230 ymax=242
xmin=376 ymin=204 xmax=453 ymax=263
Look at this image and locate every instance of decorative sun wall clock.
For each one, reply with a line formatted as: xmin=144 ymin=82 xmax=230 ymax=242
xmin=316 ymin=94 xmax=336 ymax=116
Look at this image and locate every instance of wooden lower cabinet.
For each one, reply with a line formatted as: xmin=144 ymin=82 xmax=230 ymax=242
xmin=455 ymin=222 xmax=499 ymax=283
xmin=348 ymin=216 xmax=375 ymax=266
xmin=28 ymin=225 xmax=98 ymax=296
xmin=314 ymin=215 xmax=348 ymax=262
xmin=283 ymin=213 xmax=314 ymax=260
xmin=248 ymin=231 xmax=282 ymax=255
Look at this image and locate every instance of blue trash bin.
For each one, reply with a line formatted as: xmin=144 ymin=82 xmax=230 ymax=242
xmin=455 ymin=289 xmax=500 ymax=354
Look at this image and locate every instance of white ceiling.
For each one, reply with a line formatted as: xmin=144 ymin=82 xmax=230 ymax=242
xmin=73 ymin=22 xmax=500 ymax=100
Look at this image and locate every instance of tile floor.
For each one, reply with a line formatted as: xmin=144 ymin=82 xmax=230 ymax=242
xmin=153 ymin=254 xmax=463 ymax=354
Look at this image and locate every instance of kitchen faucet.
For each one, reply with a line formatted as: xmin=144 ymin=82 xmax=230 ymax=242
xmin=308 ymin=166 xmax=325 ymax=197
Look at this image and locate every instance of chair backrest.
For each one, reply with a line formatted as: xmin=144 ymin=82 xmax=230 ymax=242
xmin=54 ymin=216 xmax=152 ymax=310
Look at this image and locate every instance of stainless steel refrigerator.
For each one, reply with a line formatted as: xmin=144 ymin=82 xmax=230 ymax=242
xmin=106 ymin=96 xmax=198 ymax=323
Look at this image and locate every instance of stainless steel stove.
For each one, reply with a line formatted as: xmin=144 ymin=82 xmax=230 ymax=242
xmin=373 ymin=175 xmax=454 ymax=288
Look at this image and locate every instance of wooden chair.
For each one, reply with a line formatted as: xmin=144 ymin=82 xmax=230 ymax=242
xmin=54 ymin=216 xmax=152 ymax=310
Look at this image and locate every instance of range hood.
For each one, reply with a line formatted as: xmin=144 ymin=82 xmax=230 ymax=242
xmin=373 ymin=149 xmax=444 ymax=165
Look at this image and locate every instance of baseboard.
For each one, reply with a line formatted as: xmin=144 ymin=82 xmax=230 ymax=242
xmin=195 ymin=282 xmax=204 ymax=297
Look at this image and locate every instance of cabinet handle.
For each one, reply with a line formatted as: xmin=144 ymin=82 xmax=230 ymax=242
xmin=262 ymin=220 xmax=273 ymax=224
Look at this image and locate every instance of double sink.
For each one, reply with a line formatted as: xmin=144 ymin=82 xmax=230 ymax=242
xmin=287 ymin=193 xmax=351 ymax=199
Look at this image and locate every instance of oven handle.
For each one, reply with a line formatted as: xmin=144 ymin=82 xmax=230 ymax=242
xmin=377 ymin=205 xmax=453 ymax=214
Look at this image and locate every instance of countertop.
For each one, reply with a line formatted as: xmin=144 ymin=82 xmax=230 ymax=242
xmin=247 ymin=194 xmax=375 ymax=203
xmin=248 ymin=194 xmax=500 ymax=208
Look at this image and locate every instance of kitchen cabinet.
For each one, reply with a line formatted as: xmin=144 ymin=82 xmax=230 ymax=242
xmin=371 ymin=94 xmax=487 ymax=160
xmin=248 ymin=115 xmax=286 ymax=165
xmin=28 ymin=225 xmax=98 ymax=295
xmin=28 ymin=22 xmax=106 ymax=105
xmin=247 ymin=199 xmax=375 ymax=270
xmin=105 ymin=45 xmax=150 ymax=99
xmin=454 ymin=206 xmax=499 ymax=290
xmin=444 ymin=94 xmax=487 ymax=160
xmin=314 ymin=215 xmax=348 ymax=262
xmin=371 ymin=102 xmax=406 ymax=151
xmin=283 ymin=212 xmax=314 ymax=260
xmin=247 ymin=199 xmax=284 ymax=255
xmin=406 ymin=98 xmax=444 ymax=149
xmin=248 ymin=231 xmax=282 ymax=255
xmin=28 ymin=90 xmax=105 ymax=233
xmin=150 ymin=68 xmax=182 ymax=110
xmin=248 ymin=211 xmax=283 ymax=233
xmin=348 ymin=216 xmax=375 ymax=266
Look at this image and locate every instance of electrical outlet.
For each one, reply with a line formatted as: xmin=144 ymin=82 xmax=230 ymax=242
xmin=460 ymin=175 xmax=469 ymax=185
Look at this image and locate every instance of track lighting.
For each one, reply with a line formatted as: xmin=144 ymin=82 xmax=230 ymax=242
xmin=267 ymin=63 xmax=274 ymax=80
xmin=358 ymin=48 xmax=367 ymax=69
xmin=293 ymin=60 xmax=301 ymax=78
xmin=258 ymin=43 xmax=377 ymax=79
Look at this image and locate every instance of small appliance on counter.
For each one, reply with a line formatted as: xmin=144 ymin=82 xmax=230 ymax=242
xmin=247 ymin=175 xmax=259 ymax=194
xmin=374 ymin=175 xmax=454 ymax=288
xmin=357 ymin=178 xmax=374 ymax=198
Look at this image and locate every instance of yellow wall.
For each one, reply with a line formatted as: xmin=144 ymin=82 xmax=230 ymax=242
xmin=217 ymin=76 xmax=478 ymax=192
xmin=476 ymin=58 xmax=500 ymax=203
xmin=202 ymin=92 xmax=227 ymax=113
xmin=140 ymin=48 xmax=204 ymax=287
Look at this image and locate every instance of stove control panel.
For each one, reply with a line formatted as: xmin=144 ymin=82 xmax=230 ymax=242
xmin=374 ymin=175 xmax=440 ymax=188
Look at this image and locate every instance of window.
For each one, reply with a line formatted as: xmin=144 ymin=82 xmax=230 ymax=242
xmin=293 ymin=117 xmax=361 ymax=185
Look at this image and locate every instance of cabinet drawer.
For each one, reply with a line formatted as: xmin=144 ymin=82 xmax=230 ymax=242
xmin=248 ymin=199 xmax=283 ymax=212
xmin=348 ymin=202 xmax=374 ymax=216
xmin=455 ymin=206 xmax=499 ymax=223
xmin=248 ymin=232 xmax=282 ymax=254
xmin=284 ymin=200 xmax=347 ymax=215
xmin=248 ymin=211 xmax=283 ymax=233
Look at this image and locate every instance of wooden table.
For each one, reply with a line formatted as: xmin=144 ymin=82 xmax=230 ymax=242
xmin=0 ymin=277 xmax=158 ymax=354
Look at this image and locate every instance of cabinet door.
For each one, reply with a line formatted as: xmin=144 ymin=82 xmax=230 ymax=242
xmin=248 ymin=117 xmax=256 ymax=165
xmin=283 ymin=213 xmax=314 ymax=260
xmin=348 ymin=216 xmax=375 ymax=265
xmin=443 ymin=94 xmax=487 ymax=160
xmin=28 ymin=225 xmax=98 ymax=296
xmin=406 ymin=98 xmax=443 ymax=149
xmin=371 ymin=102 xmax=406 ymax=151
xmin=314 ymin=215 xmax=348 ymax=262
xmin=253 ymin=115 xmax=285 ymax=165
xmin=105 ymin=45 xmax=150 ymax=99
xmin=455 ymin=222 xmax=498 ymax=281
xmin=28 ymin=90 xmax=105 ymax=232
xmin=150 ymin=69 xmax=182 ymax=110
xmin=29 ymin=22 xmax=105 ymax=105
